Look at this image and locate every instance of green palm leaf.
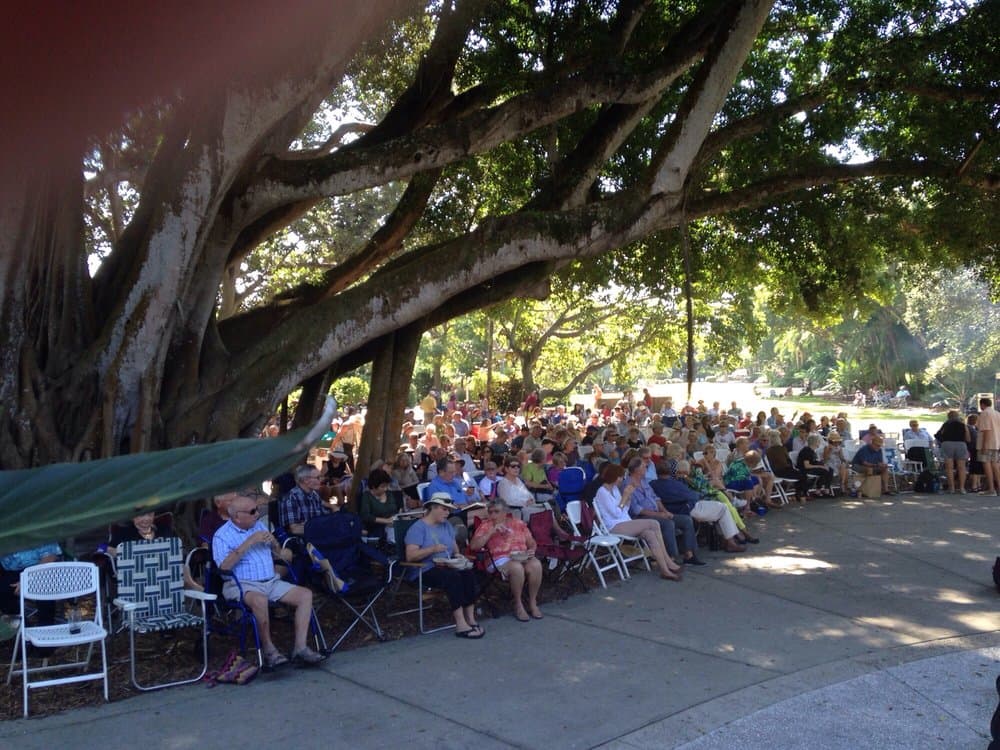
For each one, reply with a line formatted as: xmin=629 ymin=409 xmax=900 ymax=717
xmin=0 ymin=400 xmax=334 ymax=556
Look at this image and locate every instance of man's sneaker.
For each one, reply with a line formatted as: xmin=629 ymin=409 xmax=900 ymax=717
xmin=292 ymin=647 xmax=326 ymax=666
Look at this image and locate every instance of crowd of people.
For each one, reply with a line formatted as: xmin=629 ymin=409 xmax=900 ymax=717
xmin=6 ymin=390 xmax=997 ymax=668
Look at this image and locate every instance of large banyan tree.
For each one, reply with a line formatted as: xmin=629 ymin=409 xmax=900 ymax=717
xmin=1 ymin=0 xmax=997 ymax=470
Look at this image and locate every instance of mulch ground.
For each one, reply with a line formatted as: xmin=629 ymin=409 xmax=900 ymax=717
xmin=0 ymin=563 xmax=592 ymax=721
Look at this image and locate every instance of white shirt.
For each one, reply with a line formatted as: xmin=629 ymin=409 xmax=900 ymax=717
xmin=594 ymin=485 xmax=631 ymax=529
xmin=497 ymin=477 xmax=533 ymax=507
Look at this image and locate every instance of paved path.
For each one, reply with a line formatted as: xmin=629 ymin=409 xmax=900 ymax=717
xmin=2 ymin=492 xmax=998 ymax=749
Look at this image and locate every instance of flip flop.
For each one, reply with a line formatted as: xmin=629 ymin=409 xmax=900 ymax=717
xmin=530 ymin=612 xmax=544 ymax=620
xmin=514 ymin=613 xmax=531 ymax=623
xmin=455 ymin=628 xmax=485 ymax=639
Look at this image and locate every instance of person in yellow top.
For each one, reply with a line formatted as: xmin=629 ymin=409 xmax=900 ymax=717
xmin=420 ymin=392 xmax=438 ymax=422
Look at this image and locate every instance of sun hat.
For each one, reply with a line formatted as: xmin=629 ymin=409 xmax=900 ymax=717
xmin=424 ymin=492 xmax=457 ymax=510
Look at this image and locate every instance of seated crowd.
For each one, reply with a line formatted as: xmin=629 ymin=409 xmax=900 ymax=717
xmin=11 ymin=392 xmax=992 ymax=677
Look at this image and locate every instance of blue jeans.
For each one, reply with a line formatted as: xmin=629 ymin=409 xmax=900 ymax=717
xmin=651 ymin=513 xmax=697 ymax=558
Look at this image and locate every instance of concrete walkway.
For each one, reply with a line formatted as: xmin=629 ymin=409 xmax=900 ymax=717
xmin=2 ymin=492 xmax=998 ymax=749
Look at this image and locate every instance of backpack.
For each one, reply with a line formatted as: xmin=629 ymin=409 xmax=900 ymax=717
xmin=914 ymin=470 xmax=939 ymax=493
xmin=906 ymin=446 xmax=935 ymax=472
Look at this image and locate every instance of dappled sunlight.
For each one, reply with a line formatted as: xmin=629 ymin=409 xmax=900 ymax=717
xmin=882 ymin=537 xmax=914 ymax=546
xmin=856 ymin=616 xmax=957 ymax=640
xmin=951 ymin=611 xmax=1000 ymax=631
xmin=932 ymin=588 xmax=979 ymax=605
xmin=961 ymin=551 xmax=990 ymax=562
xmin=769 ymin=546 xmax=817 ymax=557
xmin=951 ymin=528 xmax=993 ymax=540
xmin=723 ymin=554 xmax=835 ymax=575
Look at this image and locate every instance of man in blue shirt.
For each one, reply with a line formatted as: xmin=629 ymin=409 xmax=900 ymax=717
xmin=423 ymin=457 xmax=473 ymax=545
xmin=622 ymin=458 xmax=704 ymax=565
xmin=851 ymin=434 xmax=893 ymax=494
xmin=213 ymin=492 xmax=324 ymax=667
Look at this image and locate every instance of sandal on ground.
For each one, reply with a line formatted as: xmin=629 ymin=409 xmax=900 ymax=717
xmin=292 ymin=647 xmax=326 ymax=666
xmin=455 ymin=628 xmax=485 ymax=639
xmin=514 ymin=612 xmax=531 ymax=623
xmin=530 ymin=610 xmax=544 ymax=620
xmin=263 ymin=649 xmax=289 ymax=668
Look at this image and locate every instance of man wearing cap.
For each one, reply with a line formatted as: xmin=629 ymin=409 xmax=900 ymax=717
xmin=852 ymin=434 xmax=894 ymax=495
xmin=405 ymin=494 xmax=483 ymax=637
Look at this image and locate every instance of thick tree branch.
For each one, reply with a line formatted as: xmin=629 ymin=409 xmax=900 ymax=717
xmin=651 ymin=0 xmax=774 ymax=194
xmin=359 ymin=0 xmax=485 ymax=147
xmin=241 ymin=35 xmax=710 ymax=217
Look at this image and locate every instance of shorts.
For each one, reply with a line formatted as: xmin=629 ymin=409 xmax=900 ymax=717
xmin=980 ymin=448 xmax=1000 ymax=463
xmin=725 ymin=477 xmax=760 ymax=491
xmin=939 ymin=441 xmax=969 ymax=461
xmin=223 ymin=574 xmax=295 ymax=603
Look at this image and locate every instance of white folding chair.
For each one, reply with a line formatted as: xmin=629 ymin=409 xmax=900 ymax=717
xmin=590 ymin=502 xmax=651 ymax=575
xmin=760 ymin=455 xmax=793 ymax=505
xmin=7 ymin=562 xmax=108 ymax=717
xmin=565 ymin=501 xmax=627 ymax=588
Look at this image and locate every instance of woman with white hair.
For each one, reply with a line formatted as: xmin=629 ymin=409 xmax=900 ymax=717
xmin=796 ymin=433 xmax=834 ymax=496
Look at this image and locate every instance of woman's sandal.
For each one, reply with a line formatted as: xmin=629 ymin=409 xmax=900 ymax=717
xmin=455 ymin=628 xmax=485 ymax=639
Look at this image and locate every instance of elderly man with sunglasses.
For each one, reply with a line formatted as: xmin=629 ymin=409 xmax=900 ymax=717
xmin=213 ymin=492 xmax=325 ymax=667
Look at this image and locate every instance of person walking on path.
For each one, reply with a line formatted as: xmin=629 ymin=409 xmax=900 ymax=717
xmin=976 ymin=397 xmax=1000 ymax=496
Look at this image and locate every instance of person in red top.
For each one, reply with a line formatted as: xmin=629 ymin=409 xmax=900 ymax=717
xmin=470 ymin=498 xmax=543 ymax=621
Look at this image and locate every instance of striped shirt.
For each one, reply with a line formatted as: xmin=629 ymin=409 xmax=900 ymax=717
xmin=212 ymin=520 xmax=275 ymax=582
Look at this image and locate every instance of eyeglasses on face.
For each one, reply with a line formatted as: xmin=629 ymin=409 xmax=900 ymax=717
xmin=507 ymin=463 xmax=520 ymax=468
xmin=235 ymin=506 xmax=259 ymax=516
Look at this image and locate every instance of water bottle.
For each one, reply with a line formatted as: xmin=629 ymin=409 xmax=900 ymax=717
xmin=67 ymin=604 xmax=82 ymax=634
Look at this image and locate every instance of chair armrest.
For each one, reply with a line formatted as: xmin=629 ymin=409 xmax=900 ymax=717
xmin=113 ymin=598 xmax=139 ymax=611
xmin=183 ymin=590 xmax=217 ymax=602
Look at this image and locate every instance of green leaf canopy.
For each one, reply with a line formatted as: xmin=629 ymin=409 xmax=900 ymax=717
xmin=0 ymin=401 xmax=333 ymax=556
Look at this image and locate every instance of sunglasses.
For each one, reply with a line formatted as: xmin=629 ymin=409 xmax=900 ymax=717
xmin=508 ymin=463 xmax=520 ymax=468
xmin=235 ymin=507 xmax=259 ymax=516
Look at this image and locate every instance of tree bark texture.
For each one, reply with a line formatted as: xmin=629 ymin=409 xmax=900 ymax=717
xmin=1 ymin=0 xmax=995 ymax=468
